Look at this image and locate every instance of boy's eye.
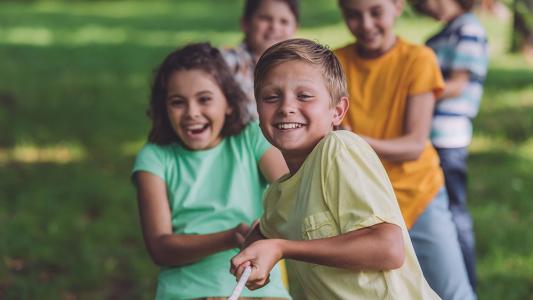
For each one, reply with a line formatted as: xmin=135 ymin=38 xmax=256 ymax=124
xmin=199 ymin=96 xmax=212 ymax=104
xmin=298 ymin=94 xmax=313 ymax=101
xmin=262 ymin=95 xmax=279 ymax=103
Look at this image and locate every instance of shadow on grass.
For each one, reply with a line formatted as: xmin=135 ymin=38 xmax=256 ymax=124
xmin=0 ymin=160 xmax=155 ymax=300
xmin=485 ymin=67 xmax=533 ymax=93
xmin=469 ymin=149 xmax=533 ymax=300
xmin=474 ymin=104 xmax=533 ymax=144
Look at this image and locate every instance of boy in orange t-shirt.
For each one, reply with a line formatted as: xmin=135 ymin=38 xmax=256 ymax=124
xmin=334 ymin=0 xmax=475 ymax=299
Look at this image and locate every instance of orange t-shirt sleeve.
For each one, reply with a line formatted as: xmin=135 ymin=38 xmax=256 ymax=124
xmin=407 ymin=47 xmax=445 ymax=99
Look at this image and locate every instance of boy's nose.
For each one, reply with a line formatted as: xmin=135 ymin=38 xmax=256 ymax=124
xmin=277 ymin=98 xmax=297 ymax=116
xmin=361 ymin=14 xmax=373 ymax=30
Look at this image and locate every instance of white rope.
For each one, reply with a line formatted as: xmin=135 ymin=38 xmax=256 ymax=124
xmin=228 ymin=266 xmax=252 ymax=300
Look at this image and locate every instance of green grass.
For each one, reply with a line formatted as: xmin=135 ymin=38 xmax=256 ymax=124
xmin=0 ymin=1 xmax=532 ymax=299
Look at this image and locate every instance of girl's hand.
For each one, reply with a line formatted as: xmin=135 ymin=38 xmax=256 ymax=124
xmin=232 ymin=223 xmax=251 ymax=249
xmin=230 ymin=239 xmax=283 ymax=290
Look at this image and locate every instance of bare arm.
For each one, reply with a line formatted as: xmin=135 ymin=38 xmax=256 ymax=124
xmin=135 ymin=171 xmax=249 ymax=266
xmin=362 ymin=92 xmax=435 ymax=162
xmin=439 ymin=70 xmax=469 ymax=100
xmin=259 ymin=146 xmax=289 ymax=183
xmin=231 ymin=223 xmax=404 ymax=290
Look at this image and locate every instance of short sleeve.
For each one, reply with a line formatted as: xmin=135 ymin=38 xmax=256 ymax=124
xmin=131 ymin=143 xmax=167 ymax=181
xmin=407 ymin=47 xmax=445 ymax=98
xmin=323 ymin=133 xmax=404 ymax=233
xmin=451 ymin=24 xmax=488 ymax=77
xmin=243 ymin=121 xmax=272 ymax=161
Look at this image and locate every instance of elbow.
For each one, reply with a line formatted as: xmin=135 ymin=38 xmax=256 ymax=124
xmin=403 ymin=142 xmax=425 ymax=162
xmin=384 ymin=243 xmax=405 ymax=270
xmin=147 ymin=246 xmax=168 ymax=267
xmin=381 ymin=228 xmax=405 ymax=270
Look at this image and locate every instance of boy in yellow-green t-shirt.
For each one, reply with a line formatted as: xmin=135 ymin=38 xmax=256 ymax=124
xmin=230 ymin=38 xmax=439 ymax=300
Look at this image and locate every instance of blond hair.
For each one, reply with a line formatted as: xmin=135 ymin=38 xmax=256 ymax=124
xmin=254 ymin=38 xmax=347 ymax=105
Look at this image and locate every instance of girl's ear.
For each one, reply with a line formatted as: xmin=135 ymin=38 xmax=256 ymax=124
xmin=240 ymin=17 xmax=250 ymax=36
xmin=332 ymin=96 xmax=349 ymax=126
xmin=226 ymin=106 xmax=233 ymax=116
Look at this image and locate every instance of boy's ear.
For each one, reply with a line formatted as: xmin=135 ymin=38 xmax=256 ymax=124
xmin=332 ymin=96 xmax=349 ymax=126
xmin=394 ymin=0 xmax=405 ymax=17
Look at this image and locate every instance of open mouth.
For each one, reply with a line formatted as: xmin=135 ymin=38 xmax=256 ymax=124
xmin=275 ymin=122 xmax=304 ymax=130
xmin=185 ymin=123 xmax=209 ymax=136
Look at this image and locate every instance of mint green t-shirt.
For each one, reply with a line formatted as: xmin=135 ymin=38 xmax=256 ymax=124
xmin=132 ymin=122 xmax=290 ymax=300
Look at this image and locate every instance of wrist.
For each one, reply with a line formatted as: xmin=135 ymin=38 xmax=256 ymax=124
xmin=276 ymin=239 xmax=291 ymax=260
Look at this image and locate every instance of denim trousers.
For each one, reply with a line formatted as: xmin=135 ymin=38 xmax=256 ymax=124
xmin=409 ymin=188 xmax=476 ymax=300
xmin=437 ymin=147 xmax=477 ymax=292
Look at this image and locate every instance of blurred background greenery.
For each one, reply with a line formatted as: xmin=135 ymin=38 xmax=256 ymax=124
xmin=0 ymin=0 xmax=531 ymax=299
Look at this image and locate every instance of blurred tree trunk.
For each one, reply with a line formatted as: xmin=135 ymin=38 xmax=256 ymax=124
xmin=511 ymin=0 xmax=533 ymax=55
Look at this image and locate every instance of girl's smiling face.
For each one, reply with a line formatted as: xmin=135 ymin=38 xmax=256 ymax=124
xmin=242 ymin=0 xmax=297 ymax=57
xmin=166 ymin=69 xmax=232 ymax=150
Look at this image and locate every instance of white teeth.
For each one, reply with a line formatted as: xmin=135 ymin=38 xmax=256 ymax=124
xmin=277 ymin=123 xmax=303 ymax=129
xmin=186 ymin=124 xmax=205 ymax=130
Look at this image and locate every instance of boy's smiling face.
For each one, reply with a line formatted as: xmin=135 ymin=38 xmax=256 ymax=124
xmin=257 ymin=60 xmax=347 ymax=170
xmin=340 ymin=0 xmax=403 ymax=57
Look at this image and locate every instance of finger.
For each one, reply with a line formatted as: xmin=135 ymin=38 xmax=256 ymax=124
xmin=235 ymin=232 xmax=245 ymax=249
xmin=235 ymin=261 xmax=251 ymax=280
xmin=245 ymin=220 xmax=260 ymax=239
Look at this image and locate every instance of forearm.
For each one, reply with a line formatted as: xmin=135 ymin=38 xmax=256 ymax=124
xmin=439 ymin=79 xmax=467 ymax=100
xmin=279 ymin=223 xmax=404 ymax=271
xmin=363 ymin=135 xmax=425 ymax=162
xmin=439 ymin=71 xmax=469 ymax=100
xmin=147 ymin=229 xmax=237 ymax=266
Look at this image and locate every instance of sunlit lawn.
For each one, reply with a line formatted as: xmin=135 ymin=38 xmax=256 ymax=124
xmin=0 ymin=1 xmax=531 ymax=299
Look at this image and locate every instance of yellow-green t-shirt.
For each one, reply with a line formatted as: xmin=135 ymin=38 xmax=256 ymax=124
xmin=334 ymin=38 xmax=445 ymax=228
xmin=260 ymin=131 xmax=440 ymax=300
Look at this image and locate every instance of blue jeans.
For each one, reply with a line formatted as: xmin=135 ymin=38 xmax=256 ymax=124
xmin=437 ymin=147 xmax=477 ymax=292
xmin=409 ymin=188 xmax=476 ymax=300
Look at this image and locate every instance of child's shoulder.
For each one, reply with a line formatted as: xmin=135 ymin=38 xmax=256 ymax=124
xmin=457 ymin=14 xmax=487 ymax=37
xmin=137 ymin=142 xmax=176 ymax=160
xmin=397 ymin=38 xmax=435 ymax=57
xmin=320 ymin=130 xmax=377 ymax=159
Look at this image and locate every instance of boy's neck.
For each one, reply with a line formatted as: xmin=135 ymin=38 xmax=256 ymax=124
xmin=356 ymin=36 xmax=398 ymax=59
xmin=285 ymin=156 xmax=306 ymax=175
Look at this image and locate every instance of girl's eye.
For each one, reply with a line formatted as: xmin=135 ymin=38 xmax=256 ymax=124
xmin=345 ymin=11 xmax=361 ymax=20
xmin=371 ymin=9 xmax=383 ymax=18
xmin=169 ymin=99 xmax=185 ymax=107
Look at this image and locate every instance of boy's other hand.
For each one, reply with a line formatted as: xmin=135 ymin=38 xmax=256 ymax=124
xmin=230 ymin=239 xmax=283 ymax=290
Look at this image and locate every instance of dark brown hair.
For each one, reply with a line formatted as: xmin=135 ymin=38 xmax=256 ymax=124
xmin=254 ymin=38 xmax=348 ymax=105
xmin=409 ymin=0 xmax=476 ymax=13
xmin=148 ymin=43 xmax=248 ymax=145
xmin=243 ymin=0 xmax=300 ymax=23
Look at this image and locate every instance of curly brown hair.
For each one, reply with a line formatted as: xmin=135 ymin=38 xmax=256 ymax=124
xmin=147 ymin=43 xmax=249 ymax=145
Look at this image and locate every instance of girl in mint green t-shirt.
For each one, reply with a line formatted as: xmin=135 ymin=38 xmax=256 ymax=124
xmin=132 ymin=43 xmax=290 ymax=300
